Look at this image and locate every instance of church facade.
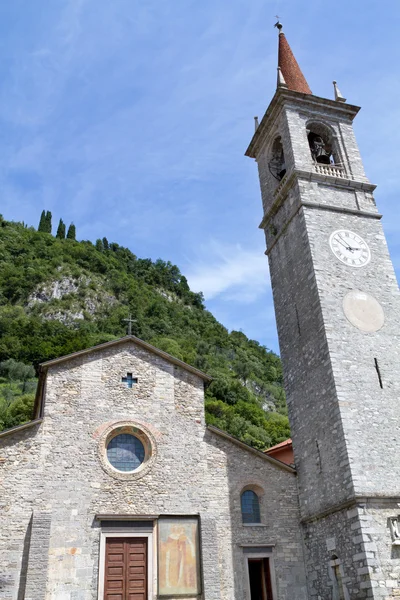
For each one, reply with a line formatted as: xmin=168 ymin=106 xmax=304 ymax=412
xmin=0 ymin=336 xmax=308 ymax=600
xmin=1 ymin=24 xmax=400 ymax=600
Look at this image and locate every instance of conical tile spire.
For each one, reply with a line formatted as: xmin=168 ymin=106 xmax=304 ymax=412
xmin=276 ymin=23 xmax=312 ymax=94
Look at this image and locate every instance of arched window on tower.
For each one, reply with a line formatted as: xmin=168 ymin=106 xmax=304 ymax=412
xmin=268 ymin=136 xmax=286 ymax=182
xmin=241 ymin=490 xmax=261 ymax=524
xmin=307 ymin=122 xmax=340 ymax=167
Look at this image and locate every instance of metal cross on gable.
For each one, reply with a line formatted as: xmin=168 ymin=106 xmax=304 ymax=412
xmin=123 ymin=314 xmax=137 ymax=336
xmin=121 ymin=373 xmax=138 ymax=388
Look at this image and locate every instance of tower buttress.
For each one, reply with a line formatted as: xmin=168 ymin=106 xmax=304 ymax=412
xmin=247 ymin=24 xmax=400 ymax=600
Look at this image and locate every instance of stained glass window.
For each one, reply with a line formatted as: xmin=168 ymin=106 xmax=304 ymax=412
xmin=107 ymin=434 xmax=145 ymax=472
xmin=241 ymin=490 xmax=261 ymax=524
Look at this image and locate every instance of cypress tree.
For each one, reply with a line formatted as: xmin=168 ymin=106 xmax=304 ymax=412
xmin=38 ymin=210 xmax=46 ymax=232
xmin=102 ymin=237 xmax=109 ymax=251
xmin=95 ymin=239 xmax=103 ymax=252
xmin=44 ymin=211 xmax=52 ymax=234
xmin=56 ymin=219 xmax=66 ymax=239
xmin=66 ymin=223 xmax=76 ymax=240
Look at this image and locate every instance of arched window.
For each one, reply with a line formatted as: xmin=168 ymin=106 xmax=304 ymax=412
xmin=268 ymin=136 xmax=286 ymax=181
xmin=307 ymin=122 xmax=340 ymax=166
xmin=241 ymin=490 xmax=261 ymax=524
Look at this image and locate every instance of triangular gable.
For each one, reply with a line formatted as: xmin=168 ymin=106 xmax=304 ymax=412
xmin=5 ymin=335 xmax=212 ymax=438
xmin=40 ymin=335 xmax=212 ymax=381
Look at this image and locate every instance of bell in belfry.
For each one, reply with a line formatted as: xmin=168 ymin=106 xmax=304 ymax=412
xmin=308 ymin=132 xmax=331 ymax=164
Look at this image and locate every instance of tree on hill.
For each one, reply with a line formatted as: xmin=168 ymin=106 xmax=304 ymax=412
xmin=56 ymin=219 xmax=66 ymax=239
xmin=95 ymin=239 xmax=103 ymax=252
xmin=1 ymin=394 xmax=35 ymax=429
xmin=102 ymin=237 xmax=109 ymax=251
xmin=44 ymin=211 xmax=52 ymax=234
xmin=38 ymin=210 xmax=46 ymax=232
xmin=0 ymin=359 xmax=36 ymax=392
xmin=0 ymin=358 xmax=36 ymax=431
xmin=67 ymin=223 xmax=76 ymax=240
xmin=0 ymin=218 xmax=289 ymax=447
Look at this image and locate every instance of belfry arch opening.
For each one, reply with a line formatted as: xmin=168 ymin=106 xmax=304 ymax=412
xmin=307 ymin=122 xmax=338 ymax=166
xmin=268 ymin=136 xmax=286 ymax=182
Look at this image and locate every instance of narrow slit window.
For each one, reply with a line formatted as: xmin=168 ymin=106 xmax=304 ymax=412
xmin=374 ymin=358 xmax=383 ymax=389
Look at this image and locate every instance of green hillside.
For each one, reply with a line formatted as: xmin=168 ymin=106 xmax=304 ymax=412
xmin=0 ymin=214 xmax=289 ymax=448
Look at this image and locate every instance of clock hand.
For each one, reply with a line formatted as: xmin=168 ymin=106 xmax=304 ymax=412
xmin=336 ymin=237 xmax=352 ymax=251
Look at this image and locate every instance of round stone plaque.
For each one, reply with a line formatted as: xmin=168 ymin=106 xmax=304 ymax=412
xmin=342 ymin=290 xmax=385 ymax=333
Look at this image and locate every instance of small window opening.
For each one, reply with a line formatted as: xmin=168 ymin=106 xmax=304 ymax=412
xmin=241 ymin=490 xmax=261 ymax=524
xmin=315 ymin=439 xmax=322 ymax=473
xmin=333 ymin=565 xmax=345 ymax=600
xmin=268 ymin=137 xmax=286 ymax=181
xmin=121 ymin=373 xmax=138 ymax=388
xmin=248 ymin=558 xmax=273 ymax=600
xmin=330 ymin=555 xmax=345 ymax=600
xmin=295 ymin=304 xmax=301 ymax=336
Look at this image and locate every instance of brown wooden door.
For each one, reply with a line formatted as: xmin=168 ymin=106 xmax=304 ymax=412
xmin=104 ymin=537 xmax=147 ymax=600
xmin=126 ymin=539 xmax=147 ymax=600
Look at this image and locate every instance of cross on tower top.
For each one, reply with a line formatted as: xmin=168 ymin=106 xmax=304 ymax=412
xmin=123 ymin=315 xmax=137 ymax=336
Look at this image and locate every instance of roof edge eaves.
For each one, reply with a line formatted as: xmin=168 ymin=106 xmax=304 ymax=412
xmin=0 ymin=418 xmax=43 ymax=440
xmin=245 ymin=89 xmax=361 ymax=159
xmin=39 ymin=336 xmax=212 ymax=382
xmin=207 ymin=425 xmax=296 ymax=474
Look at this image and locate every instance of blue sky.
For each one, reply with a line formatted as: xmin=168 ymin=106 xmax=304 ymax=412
xmin=0 ymin=0 xmax=399 ymax=353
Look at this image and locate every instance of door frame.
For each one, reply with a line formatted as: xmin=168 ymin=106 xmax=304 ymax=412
xmin=244 ymin=550 xmax=277 ymax=600
xmin=98 ymin=528 xmax=155 ymax=600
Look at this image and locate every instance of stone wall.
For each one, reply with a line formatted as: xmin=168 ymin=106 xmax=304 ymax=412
xmin=254 ymin=89 xmax=400 ymax=599
xmin=0 ymin=340 xmax=308 ymax=600
xmin=0 ymin=423 xmax=43 ymax=600
xmin=303 ymin=500 xmax=400 ymax=600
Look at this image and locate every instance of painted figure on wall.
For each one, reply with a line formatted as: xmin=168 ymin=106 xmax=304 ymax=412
xmin=159 ymin=518 xmax=200 ymax=596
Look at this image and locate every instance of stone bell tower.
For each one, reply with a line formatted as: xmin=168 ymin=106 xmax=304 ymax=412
xmin=246 ymin=23 xmax=400 ymax=600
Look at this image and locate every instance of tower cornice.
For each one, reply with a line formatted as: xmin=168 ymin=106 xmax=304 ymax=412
xmin=258 ymin=168 xmax=377 ymax=230
xmin=245 ymin=88 xmax=361 ymax=159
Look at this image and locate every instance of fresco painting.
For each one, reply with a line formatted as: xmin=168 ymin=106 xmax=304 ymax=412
xmin=158 ymin=518 xmax=200 ymax=596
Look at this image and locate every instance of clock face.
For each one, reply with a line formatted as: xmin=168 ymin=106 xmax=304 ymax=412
xmin=329 ymin=230 xmax=371 ymax=267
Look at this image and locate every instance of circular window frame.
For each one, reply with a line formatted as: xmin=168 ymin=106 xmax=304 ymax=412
xmin=98 ymin=421 xmax=157 ymax=481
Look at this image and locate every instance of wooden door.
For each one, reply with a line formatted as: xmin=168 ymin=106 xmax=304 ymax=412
xmin=126 ymin=538 xmax=147 ymax=600
xmin=104 ymin=537 xmax=147 ymax=600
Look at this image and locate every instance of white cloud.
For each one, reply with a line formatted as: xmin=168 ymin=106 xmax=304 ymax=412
xmin=186 ymin=241 xmax=269 ymax=302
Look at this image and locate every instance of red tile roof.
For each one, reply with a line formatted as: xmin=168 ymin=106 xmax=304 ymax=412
xmin=266 ymin=438 xmax=292 ymax=452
